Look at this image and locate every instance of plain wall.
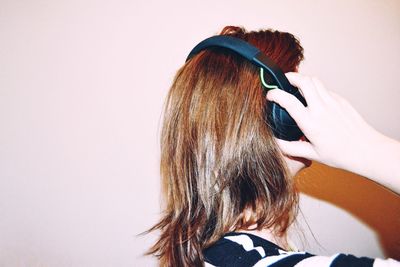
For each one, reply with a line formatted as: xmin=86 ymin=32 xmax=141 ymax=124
xmin=0 ymin=0 xmax=399 ymax=266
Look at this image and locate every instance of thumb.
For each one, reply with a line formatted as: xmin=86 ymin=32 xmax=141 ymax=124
xmin=275 ymin=138 xmax=318 ymax=160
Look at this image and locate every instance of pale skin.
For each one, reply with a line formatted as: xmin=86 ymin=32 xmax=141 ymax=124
xmin=271 ymin=72 xmax=400 ymax=195
xmin=245 ymin=72 xmax=400 ymax=251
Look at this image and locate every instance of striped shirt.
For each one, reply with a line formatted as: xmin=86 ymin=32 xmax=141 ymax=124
xmin=203 ymin=232 xmax=399 ymax=267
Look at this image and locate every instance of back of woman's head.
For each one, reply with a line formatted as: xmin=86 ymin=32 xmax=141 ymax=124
xmin=147 ymin=26 xmax=304 ymax=267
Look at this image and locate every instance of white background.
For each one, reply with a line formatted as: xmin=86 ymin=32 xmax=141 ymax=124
xmin=0 ymin=0 xmax=399 ymax=266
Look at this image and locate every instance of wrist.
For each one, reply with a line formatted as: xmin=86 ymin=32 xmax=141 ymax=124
xmin=350 ymin=129 xmax=400 ymax=194
xmin=341 ymin=128 xmax=384 ymax=178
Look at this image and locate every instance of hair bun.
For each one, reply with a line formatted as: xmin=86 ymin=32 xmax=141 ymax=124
xmin=220 ymin=26 xmax=245 ymax=36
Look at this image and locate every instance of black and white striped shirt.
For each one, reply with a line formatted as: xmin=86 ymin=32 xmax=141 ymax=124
xmin=203 ymin=232 xmax=399 ymax=267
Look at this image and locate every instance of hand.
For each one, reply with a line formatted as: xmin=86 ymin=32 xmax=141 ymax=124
xmin=267 ymin=72 xmax=400 ymax=194
xmin=266 ymin=72 xmax=381 ymax=172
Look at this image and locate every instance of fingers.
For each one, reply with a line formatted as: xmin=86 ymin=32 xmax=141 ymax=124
xmin=285 ymin=72 xmax=320 ymax=104
xmin=328 ymin=90 xmax=348 ymax=105
xmin=275 ymin=138 xmax=318 ymax=160
xmin=286 ymin=72 xmax=335 ymax=107
xmin=310 ymin=76 xmax=332 ymax=103
xmin=266 ymin=89 xmax=309 ymax=129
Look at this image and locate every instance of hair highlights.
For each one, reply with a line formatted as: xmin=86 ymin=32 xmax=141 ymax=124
xmin=147 ymin=26 xmax=304 ymax=266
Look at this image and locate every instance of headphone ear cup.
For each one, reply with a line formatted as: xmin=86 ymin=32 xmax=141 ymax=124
xmin=267 ymin=88 xmax=306 ymax=141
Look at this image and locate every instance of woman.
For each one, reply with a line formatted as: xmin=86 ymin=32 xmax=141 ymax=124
xmin=147 ymin=26 xmax=400 ymax=266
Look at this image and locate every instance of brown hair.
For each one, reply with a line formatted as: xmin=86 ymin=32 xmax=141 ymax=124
xmin=147 ymin=26 xmax=304 ymax=266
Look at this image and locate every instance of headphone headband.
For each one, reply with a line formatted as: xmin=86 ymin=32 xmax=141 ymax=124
xmin=185 ymin=35 xmax=307 ymax=141
xmin=186 ymin=35 xmax=297 ymax=95
xmin=186 ymin=36 xmax=259 ymax=62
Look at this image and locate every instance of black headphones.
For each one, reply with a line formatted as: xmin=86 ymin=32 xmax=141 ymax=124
xmin=186 ymin=35 xmax=307 ymax=141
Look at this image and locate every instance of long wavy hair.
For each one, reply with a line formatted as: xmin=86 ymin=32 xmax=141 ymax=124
xmin=147 ymin=26 xmax=305 ymax=266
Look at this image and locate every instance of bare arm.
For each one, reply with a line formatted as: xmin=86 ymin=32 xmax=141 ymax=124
xmin=267 ymin=72 xmax=400 ymax=195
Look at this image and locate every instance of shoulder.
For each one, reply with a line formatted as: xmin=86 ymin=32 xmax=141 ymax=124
xmin=203 ymin=232 xmax=399 ymax=267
